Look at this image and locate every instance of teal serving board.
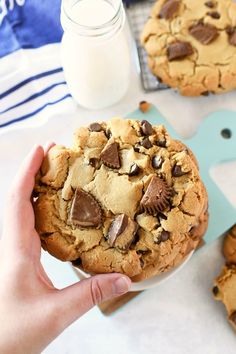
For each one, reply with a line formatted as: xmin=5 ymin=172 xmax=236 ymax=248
xmin=127 ymin=106 xmax=236 ymax=244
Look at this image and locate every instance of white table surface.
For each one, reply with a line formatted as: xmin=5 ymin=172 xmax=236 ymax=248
xmin=1 ymin=44 xmax=236 ymax=354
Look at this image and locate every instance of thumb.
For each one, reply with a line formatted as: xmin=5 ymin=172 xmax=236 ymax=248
xmin=53 ymin=273 xmax=131 ymax=328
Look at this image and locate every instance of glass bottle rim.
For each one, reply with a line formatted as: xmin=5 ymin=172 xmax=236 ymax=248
xmin=61 ymin=0 xmax=124 ymax=36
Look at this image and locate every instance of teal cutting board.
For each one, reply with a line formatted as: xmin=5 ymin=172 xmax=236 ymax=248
xmin=127 ymin=106 xmax=236 ymax=244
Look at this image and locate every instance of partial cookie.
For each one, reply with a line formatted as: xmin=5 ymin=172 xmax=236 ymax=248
xmin=223 ymin=225 xmax=236 ymax=264
xmin=34 ymin=117 xmax=208 ymax=282
xmin=141 ymin=0 xmax=236 ymax=96
xmin=213 ymin=265 xmax=236 ymax=332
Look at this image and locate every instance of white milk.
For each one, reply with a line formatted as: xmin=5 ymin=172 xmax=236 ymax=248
xmin=61 ymin=0 xmax=131 ymax=110
xmin=71 ymin=0 xmax=115 ymax=27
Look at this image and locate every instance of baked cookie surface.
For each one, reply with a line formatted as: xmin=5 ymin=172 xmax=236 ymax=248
xmin=141 ymin=0 xmax=236 ymax=96
xmin=223 ymin=225 xmax=236 ymax=264
xmin=34 ymin=117 xmax=208 ymax=282
xmin=213 ymin=265 xmax=236 ymax=332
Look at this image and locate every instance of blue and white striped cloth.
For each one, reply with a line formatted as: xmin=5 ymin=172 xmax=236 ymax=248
xmin=0 ymin=0 xmax=75 ymax=131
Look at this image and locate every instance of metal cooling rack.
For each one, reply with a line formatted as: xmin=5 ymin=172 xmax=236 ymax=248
xmin=125 ymin=0 xmax=168 ymax=92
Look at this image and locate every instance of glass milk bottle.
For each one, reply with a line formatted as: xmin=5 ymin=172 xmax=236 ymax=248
xmin=61 ymin=0 xmax=131 ymax=110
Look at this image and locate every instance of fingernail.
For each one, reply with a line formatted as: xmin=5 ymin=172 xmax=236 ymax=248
xmin=113 ymin=276 xmax=131 ymax=295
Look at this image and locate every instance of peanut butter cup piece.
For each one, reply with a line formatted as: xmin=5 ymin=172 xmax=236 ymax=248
xmin=140 ymin=176 xmax=172 ymax=215
xmin=101 ymin=142 xmax=120 ymax=169
xmin=107 ymin=214 xmax=138 ymax=250
xmin=159 ymin=0 xmax=180 ymax=20
xmin=89 ymin=123 xmax=103 ymax=132
xmin=189 ymin=23 xmax=219 ymax=45
xmin=167 ymin=41 xmax=193 ymax=61
xmin=70 ymin=188 xmax=102 ymax=228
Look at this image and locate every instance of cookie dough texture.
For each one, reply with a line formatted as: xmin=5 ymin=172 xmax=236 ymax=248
xmin=141 ymin=0 xmax=236 ymax=96
xmin=34 ymin=117 xmax=208 ymax=282
xmin=223 ymin=225 xmax=236 ymax=264
xmin=214 ymin=265 xmax=236 ymax=332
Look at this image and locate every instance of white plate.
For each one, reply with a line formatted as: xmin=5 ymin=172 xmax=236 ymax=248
xmin=130 ymin=250 xmax=194 ymax=291
xmin=72 ymin=250 xmax=194 ymax=292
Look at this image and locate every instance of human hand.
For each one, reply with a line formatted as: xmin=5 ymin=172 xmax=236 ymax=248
xmin=0 ymin=145 xmax=131 ymax=354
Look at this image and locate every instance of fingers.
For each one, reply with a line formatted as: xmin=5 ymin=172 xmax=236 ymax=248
xmin=10 ymin=145 xmax=44 ymax=202
xmin=53 ymin=274 xmax=131 ymax=329
xmin=3 ymin=143 xmax=55 ymax=249
xmin=3 ymin=145 xmax=44 ymax=241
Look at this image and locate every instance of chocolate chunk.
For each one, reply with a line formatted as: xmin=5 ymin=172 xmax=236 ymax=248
xmin=156 ymin=230 xmax=170 ymax=244
xmin=230 ymin=311 xmax=236 ymax=324
xmin=107 ymin=214 xmax=128 ymax=246
xmin=141 ymin=138 xmax=153 ymax=149
xmin=212 ymin=286 xmax=219 ymax=296
xmin=141 ymin=120 xmax=153 ymax=136
xmin=140 ymin=258 xmax=145 ymax=267
xmin=157 ymin=138 xmax=167 ymax=147
xmin=152 ymin=155 xmax=164 ymax=169
xmin=70 ymin=188 xmax=102 ymax=228
xmin=201 ymin=91 xmax=210 ymax=96
xmin=205 ymin=1 xmax=215 ymax=8
xmin=101 ymin=142 xmax=120 ymax=169
xmin=129 ymin=163 xmax=140 ymax=176
xmin=189 ymin=23 xmax=219 ymax=44
xmin=137 ymin=249 xmax=150 ymax=255
xmin=89 ymin=158 xmax=100 ymax=168
xmin=89 ymin=123 xmax=103 ymax=132
xmin=72 ymin=258 xmax=82 ymax=267
xmin=167 ymin=41 xmax=193 ymax=61
xmin=134 ymin=146 xmax=140 ymax=153
xmin=158 ymin=212 xmax=168 ymax=220
xmin=105 ymin=129 xmax=112 ymax=139
xmin=226 ymin=27 xmax=236 ymax=46
xmin=207 ymin=11 xmax=220 ymax=19
xmin=159 ymin=0 xmax=180 ymax=20
xmin=141 ymin=176 xmax=172 ymax=215
xmin=172 ymin=164 xmax=188 ymax=177
xmin=139 ymin=101 xmax=151 ymax=113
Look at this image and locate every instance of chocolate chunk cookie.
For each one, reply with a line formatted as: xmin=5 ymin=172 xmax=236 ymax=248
xmin=213 ymin=265 xmax=236 ymax=332
xmin=213 ymin=225 xmax=236 ymax=332
xmin=141 ymin=0 xmax=236 ymax=96
xmin=223 ymin=225 xmax=236 ymax=265
xmin=34 ymin=118 xmax=208 ymax=282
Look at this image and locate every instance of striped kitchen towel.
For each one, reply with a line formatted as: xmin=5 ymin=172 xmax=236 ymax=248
xmin=0 ymin=0 xmax=75 ymax=131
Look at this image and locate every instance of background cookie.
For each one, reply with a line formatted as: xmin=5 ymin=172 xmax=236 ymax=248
xmin=223 ymin=225 xmax=236 ymax=264
xmin=213 ymin=265 xmax=236 ymax=332
xmin=141 ymin=0 xmax=236 ymax=96
xmin=213 ymin=225 xmax=236 ymax=332
xmin=34 ymin=118 xmax=208 ymax=282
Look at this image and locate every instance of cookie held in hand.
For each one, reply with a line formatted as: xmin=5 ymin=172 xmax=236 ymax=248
xmin=34 ymin=117 xmax=208 ymax=282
